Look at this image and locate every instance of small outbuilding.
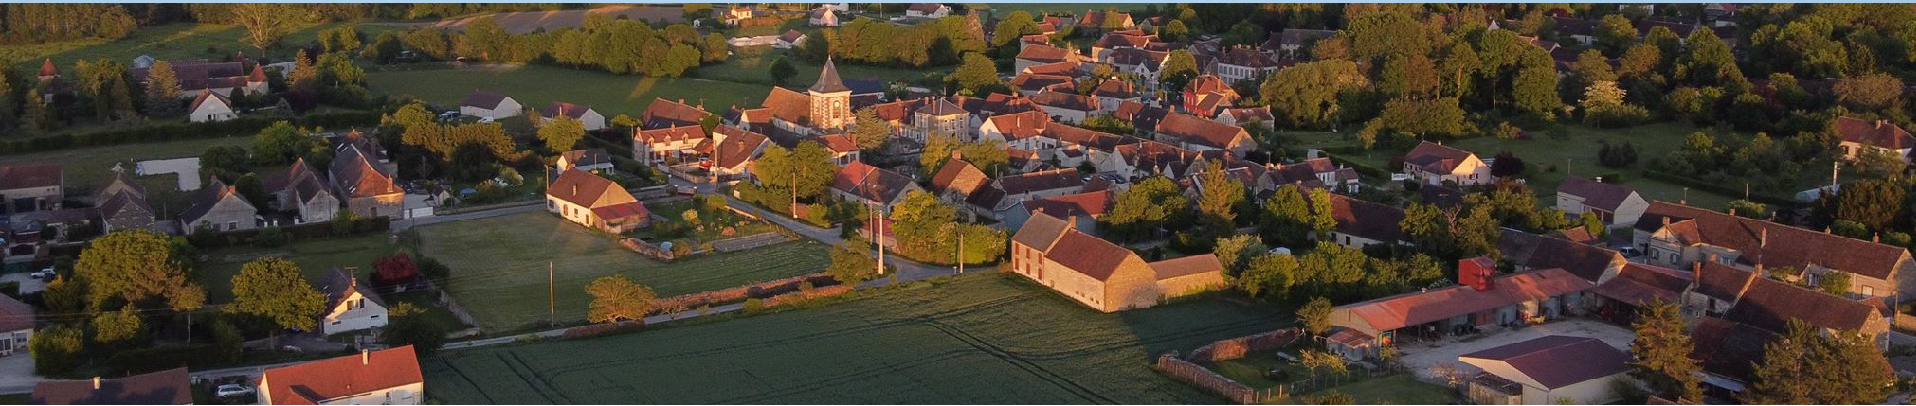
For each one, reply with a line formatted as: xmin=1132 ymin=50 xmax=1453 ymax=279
xmin=1458 ymin=335 xmax=1631 ymax=405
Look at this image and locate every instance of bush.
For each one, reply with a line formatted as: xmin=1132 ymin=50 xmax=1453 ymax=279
xmin=30 ymin=325 xmax=83 ymax=376
xmin=253 ymin=226 xmax=289 ymax=248
xmin=416 ymin=255 xmax=451 ymax=283
xmin=742 ymin=298 xmax=765 ymax=312
xmin=0 ymin=111 xmax=381 ymax=154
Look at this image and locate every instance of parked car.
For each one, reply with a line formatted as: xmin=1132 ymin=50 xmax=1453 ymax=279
xmin=1617 ymin=246 xmax=1642 ymax=258
xmin=214 ymin=384 xmax=255 ymax=399
xmin=29 ymin=267 xmax=55 ymax=280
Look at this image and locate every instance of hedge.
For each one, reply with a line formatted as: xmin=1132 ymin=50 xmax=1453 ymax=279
xmin=0 ymin=111 xmax=383 ymax=155
xmin=188 ymin=216 xmax=392 ymax=248
xmin=1641 ymin=169 xmax=1801 ymax=208
xmin=1323 ymin=153 xmax=1391 ymax=179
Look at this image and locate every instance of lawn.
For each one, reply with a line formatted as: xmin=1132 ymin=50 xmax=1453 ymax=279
xmin=421 ymin=273 xmax=1290 ymax=404
xmin=364 ymin=64 xmax=772 ymax=117
xmin=1 ymin=135 xmax=249 ymax=192
xmin=972 ymin=3 xmax=1142 ymax=16
xmin=196 ymin=233 xmax=402 ymax=304
xmin=694 ymin=49 xmax=954 ymax=88
xmin=414 ymin=211 xmax=830 ymax=331
xmin=1206 ymin=353 xmax=1458 ymax=404
xmin=639 ymin=198 xmax=780 ymax=243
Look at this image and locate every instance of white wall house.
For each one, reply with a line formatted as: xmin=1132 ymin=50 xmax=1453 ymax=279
xmin=319 ymin=269 xmax=388 ymax=336
xmin=460 ymin=91 xmax=522 ymax=119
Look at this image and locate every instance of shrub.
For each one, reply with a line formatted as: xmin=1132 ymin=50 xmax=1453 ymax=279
xmin=30 ymin=325 xmax=83 ymax=376
xmin=742 ymin=298 xmax=765 ymax=312
xmin=253 ymin=226 xmax=288 ymax=248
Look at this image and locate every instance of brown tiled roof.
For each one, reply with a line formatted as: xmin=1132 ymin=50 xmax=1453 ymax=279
xmin=37 ymin=59 xmax=55 ymax=77
xmin=1045 ymin=124 xmax=1132 ymax=151
xmin=461 ymin=90 xmax=510 ymax=109
xmin=1591 ymin=263 xmax=1692 ymax=306
xmin=640 ymin=97 xmax=707 ymax=129
xmin=1045 ymin=229 xmax=1138 ymax=281
xmin=1557 ymin=177 xmax=1638 ymax=212
xmin=1460 ymin=335 xmax=1629 ymax=389
xmin=1149 ymin=254 xmax=1223 ymax=279
xmin=1222 ymin=106 xmax=1273 ymax=123
xmin=809 ymin=58 xmax=850 ymax=94
xmin=0 ymin=164 xmax=61 ymax=190
xmin=1093 ymin=32 xmax=1152 ymax=50
xmin=1031 ymin=91 xmax=1100 ymax=112
xmin=262 ymin=346 xmax=422 ymax=405
xmin=1011 ymin=73 xmax=1073 ymax=93
xmin=0 ymin=294 xmax=31 ymax=332
xmin=560 ymin=149 xmax=612 ymax=167
xmin=779 ymin=29 xmax=806 ymax=43
xmin=31 ymin=368 xmax=191 ymax=405
xmin=1092 ymin=80 xmax=1136 ymax=99
xmin=761 ymin=87 xmax=813 ymax=125
xmin=916 ymin=97 xmax=966 ymax=116
xmin=1157 ymin=113 xmax=1248 ymax=150
xmin=1186 ymin=75 xmax=1235 ymax=97
xmin=930 ymin=158 xmax=990 ymax=198
xmin=1689 ymin=316 xmax=1775 ymax=381
xmin=813 ymin=133 xmax=859 ymax=153
xmin=1017 ymin=44 xmax=1072 ymax=63
xmin=986 ymin=110 xmax=1050 ymax=140
xmin=1497 ymin=229 xmax=1623 ymax=283
xmin=1724 ymin=273 xmax=1879 ymax=333
xmin=908 ymin=3 xmax=945 ymax=14
xmin=1836 ymin=116 xmax=1916 ymax=150
xmin=1079 ymin=10 xmax=1132 ymax=28
xmin=1404 ymin=141 xmax=1475 ymax=173
xmin=1339 ymin=268 xmax=1595 ymax=332
xmin=1325 ymin=194 xmax=1405 ymax=243
xmin=831 ymin=161 xmax=915 ymax=203
xmin=180 ymin=176 xmax=253 ymax=225
xmin=540 ymin=101 xmax=594 ymax=119
xmin=329 ymin=145 xmax=401 ymax=198
xmin=547 ymin=169 xmax=620 ymax=207
xmin=1692 ymin=261 xmax=1759 ymax=303
xmin=1216 ymin=47 xmax=1279 ymax=68
xmin=712 ymin=125 xmax=769 ymax=170
xmin=636 ymin=125 xmax=705 ymax=144
xmin=1108 ymin=48 xmax=1169 ymax=70
xmin=1022 ymin=61 xmax=1083 ymax=77
xmin=1114 ymin=100 xmax=1167 ymax=132
xmin=1641 ymin=201 xmax=1912 ymax=280
xmin=1000 ymin=168 xmax=1085 ymax=196
xmin=1023 ymin=189 xmax=1113 ymax=218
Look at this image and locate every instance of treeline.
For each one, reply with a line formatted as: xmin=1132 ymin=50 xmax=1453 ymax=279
xmin=797 ymin=16 xmax=986 ymax=68
xmin=0 ymin=4 xmax=136 ymax=44
xmin=374 ymin=15 xmax=728 ymax=78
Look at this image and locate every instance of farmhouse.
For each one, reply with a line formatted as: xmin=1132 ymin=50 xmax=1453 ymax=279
xmin=1008 ymin=212 xmax=1225 ymax=312
xmin=1402 ymin=141 xmax=1492 ymax=186
xmin=264 ymin=157 xmax=340 ymax=224
xmin=1555 ymin=177 xmax=1647 ymax=226
xmin=459 ymin=90 xmax=522 ymax=119
xmin=1498 ymin=229 xmax=1627 ymax=283
xmin=330 ymin=144 xmax=404 ymax=219
xmin=131 ymin=60 xmax=266 ymax=97
xmin=94 ymin=170 xmax=157 ymax=233
xmin=187 ymin=90 xmax=236 ymax=123
xmin=0 ymin=164 xmax=62 ymax=215
xmin=546 ymin=169 xmax=650 ymax=234
xmin=260 ymin=346 xmax=424 ymax=405
xmin=1030 ymin=91 xmax=1100 ymax=124
xmin=1586 ymin=263 xmax=1692 ymax=317
xmin=1835 ymin=116 xmax=1915 ymax=166
xmin=712 ymin=125 xmax=771 ymax=179
xmin=809 ymin=7 xmax=840 ymax=27
xmin=906 ymin=3 xmax=950 ymax=19
xmin=179 ymin=176 xmax=258 ymax=232
xmin=776 ymin=29 xmax=807 ymax=49
xmin=1635 ymin=201 xmax=1916 ymax=300
xmin=830 ymin=161 xmax=920 ymax=211
xmin=639 ymin=97 xmax=708 ymax=130
xmin=540 ymin=101 xmax=607 ymax=131
xmin=31 ymin=367 xmax=191 ymax=405
xmin=1683 ymin=261 xmax=1889 ymax=338
xmin=1322 ymin=193 xmax=1406 ymax=249
xmin=634 ymin=125 xmax=709 ymax=165
xmin=319 ymin=269 xmax=388 ymax=335
xmin=556 ymin=149 xmax=614 ymax=173
xmin=1459 ymin=336 xmax=1630 ymax=405
xmin=1155 ymin=113 xmax=1256 ymax=155
xmin=1325 ymin=258 xmax=1594 ymax=360
xmin=1003 ymin=189 xmax=1112 ymax=234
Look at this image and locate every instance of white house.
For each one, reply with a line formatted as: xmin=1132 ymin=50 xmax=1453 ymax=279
xmin=0 ymin=295 xmax=30 ymax=357
xmin=776 ymin=29 xmax=807 ymax=49
xmin=540 ymin=101 xmax=607 ymax=131
xmin=1836 ymin=116 xmax=1916 ymax=166
xmin=906 ymin=3 xmax=950 ymax=18
xmin=187 ymin=91 xmax=236 ymax=123
xmin=1459 ymin=336 xmax=1630 ymax=405
xmin=1555 ymin=177 xmax=1648 ymax=226
xmin=261 ymin=346 xmax=424 ymax=405
xmin=809 ymin=7 xmax=841 ymax=27
xmin=459 ymin=90 xmax=522 ymax=119
xmin=1402 ymin=141 xmax=1492 ymax=186
xmin=319 ymin=269 xmax=387 ymax=336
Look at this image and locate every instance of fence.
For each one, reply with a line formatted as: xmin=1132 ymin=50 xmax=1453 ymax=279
xmin=1153 ymin=328 xmax=1302 ymax=405
xmin=652 ymin=272 xmax=839 ymax=311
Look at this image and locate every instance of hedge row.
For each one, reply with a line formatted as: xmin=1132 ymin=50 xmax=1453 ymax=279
xmin=1641 ymin=169 xmax=1801 ymax=208
xmin=188 ymin=216 xmax=393 ymax=248
xmin=1323 ymin=153 xmax=1391 ymax=179
xmin=0 ymin=111 xmax=383 ymax=155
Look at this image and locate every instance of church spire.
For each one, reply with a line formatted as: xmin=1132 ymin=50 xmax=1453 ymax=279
xmin=808 ymin=57 xmax=850 ymax=94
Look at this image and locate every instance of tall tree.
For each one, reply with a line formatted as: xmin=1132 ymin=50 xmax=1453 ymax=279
xmin=1194 ymin=160 xmax=1245 ymax=224
xmin=826 ymin=240 xmax=878 ymax=286
xmin=1262 ymin=184 xmax=1314 ymax=245
xmin=769 ymin=57 xmax=796 ymax=85
xmin=231 ymin=3 xmax=297 ymax=53
xmin=537 ymin=115 xmax=586 ymax=151
xmin=1743 ymin=321 xmax=1813 ymax=405
xmin=1236 ymin=253 xmax=1298 ymax=298
xmin=585 ymin=275 xmax=657 ymax=323
xmin=142 ymin=60 xmax=183 ymax=117
xmin=1104 ymin=176 xmax=1189 ymax=242
xmin=1629 ymin=300 xmax=1704 ymax=401
xmin=850 ymin=107 xmax=892 ymax=151
xmin=1161 ymin=50 xmax=1199 ymax=90
xmin=73 ymin=230 xmax=203 ymax=311
xmin=945 ymin=53 xmax=1004 ymax=95
xmin=1297 ymin=296 xmax=1333 ymax=337
xmin=229 ymin=257 xmax=326 ymax=334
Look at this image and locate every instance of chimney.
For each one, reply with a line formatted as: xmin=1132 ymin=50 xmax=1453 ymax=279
xmin=362 ymin=349 xmax=370 ymax=365
xmin=1760 ymin=228 xmax=1767 ymax=248
xmin=1878 ymin=120 xmax=1887 ymax=129
xmin=92 ymin=377 xmax=100 ymax=390
xmin=678 ymin=98 xmax=685 ymax=104
xmin=951 ymin=149 xmax=962 ymax=161
xmin=1595 ymin=176 xmax=1603 ymax=183
xmin=1728 ymin=207 xmax=1736 ymax=217
xmin=1875 ymin=233 xmax=1881 ymax=243
xmin=1067 ymin=215 xmax=1078 ymax=229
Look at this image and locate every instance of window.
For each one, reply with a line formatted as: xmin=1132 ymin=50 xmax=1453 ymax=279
xmin=227 ymin=221 xmax=238 ymax=231
xmin=1864 ymin=286 xmax=1876 ymax=296
xmin=332 ymin=321 xmax=341 ymax=325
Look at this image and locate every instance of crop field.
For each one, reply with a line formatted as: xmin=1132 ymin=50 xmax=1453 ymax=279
xmin=421 ymin=273 xmax=1289 ymax=404
xmin=415 ymin=211 xmax=829 ymax=331
xmin=0 ymin=23 xmax=397 ymax=72
xmin=365 ymin=64 xmax=771 ymax=117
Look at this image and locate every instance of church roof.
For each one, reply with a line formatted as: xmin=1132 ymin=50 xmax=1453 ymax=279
xmin=809 ymin=58 xmax=851 ymax=94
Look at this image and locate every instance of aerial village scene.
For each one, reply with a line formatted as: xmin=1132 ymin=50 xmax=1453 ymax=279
xmin=0 ymin=2 xmax=1913 ymax=405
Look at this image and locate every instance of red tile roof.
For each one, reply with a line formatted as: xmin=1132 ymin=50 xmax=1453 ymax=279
xmin=1022 ymin=189 xmax=1114 ymax=218
xmin=262 ymin=346 xmax=422 ymax=405
xmin=1326 ymin=194 xmax=1405 ymax=243
xmin=1000 ymin=168 xmax=1085 ymax=196
xmin=1157 ymin=113 xmax=1249 ymax=150
xmin=329 ymin=145 xmax=401 ymax=198
xmin=540 ymin=101 xmax=595 ymax=119
xmin=761 ymin=87 xmax=813 ymax=125
xmin=1045 ymin=228 xmax=1137 ymax=281
xmin=0 ymin=164 xmax=62 ymax=190
xmin=591 ymin=201 xmax=651 ymax=222
xmin=461 ymin=90 xmax=511 ymax=109
xmin=640 ymin=97 xmax=707 ymax=129
xmin=1590 ymin=263 xmax=1692 ymax=306
xmin=712 ymin=125 xmax=770 ymax=170
xmin=188 ymin=90 xmax=230 ymax=114
xmin=1017 ymin=44 xmax=1072 ymax=63
xmin=1640 ymin=201 xmax=1911 ymax=280
xmin=1148 ymin=254 xmax=1223 ymax=279
xmin=635 ymin=124 xmax=705 ymax=145
xmin=1460 ymin=335 xmax=1629 ymax=390
xmin=1031 ymin=90 xmax=1100 ymax=112
xmin=1404 ymin=141 xmax=1475 ymax=173
xmin=1723 ymin=271 xmax=1880 ymax=333
xmin=1339 ymin=268 xmax=1595 ymax=332
xmin=1836 ymin=116 xmax=1916 ymax=150
xmin=1012 ymin=211 xmax=1072 ymax=250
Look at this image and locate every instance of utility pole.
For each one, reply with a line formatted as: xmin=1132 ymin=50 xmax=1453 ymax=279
xmin=547 ymin=261 xmax=554 ymax=327
xmin=957 ymin=231 xmax=965 ymax=274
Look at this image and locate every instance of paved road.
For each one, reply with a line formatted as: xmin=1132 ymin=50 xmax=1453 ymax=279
xmin=393 ymin=201 xmax=543 ymax=231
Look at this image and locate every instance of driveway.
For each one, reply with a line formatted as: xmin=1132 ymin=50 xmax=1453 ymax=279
xmin=0 ymin=353 xmax=38 ymax=394
xmin=0 ymin=274 xmax=45 ymax=295
xmin=1396 ymin=319 xmax=1636 ymax=382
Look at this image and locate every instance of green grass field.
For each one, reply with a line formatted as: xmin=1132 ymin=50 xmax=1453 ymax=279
xmin=365 ymin=64 xmax=772 ymax=117
xmin=972 ymin=3 xmax=1141 ymax=16
xmin=0 ymin=23 xmax=400 ymax=72
xmin=415 ymin=211 xmax=830 ymax=331
xmin=694 ymin=50 xmax=954 ymax=88
xmin=422 ymin=273 xmax=1289 ymax=404
xmin=3 ymin=135 xmax=249 ymax=192
xmin=197 ymin=233 xmax=401 ymax=304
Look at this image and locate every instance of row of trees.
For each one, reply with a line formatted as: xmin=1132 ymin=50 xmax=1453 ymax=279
xmin=1627 ymin=300 xmax=1893 ymax=404
xmin=381 ymin=15 xmax=725 ymax=78
xmin=798 ymin=16 xmax=986 ymax=68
